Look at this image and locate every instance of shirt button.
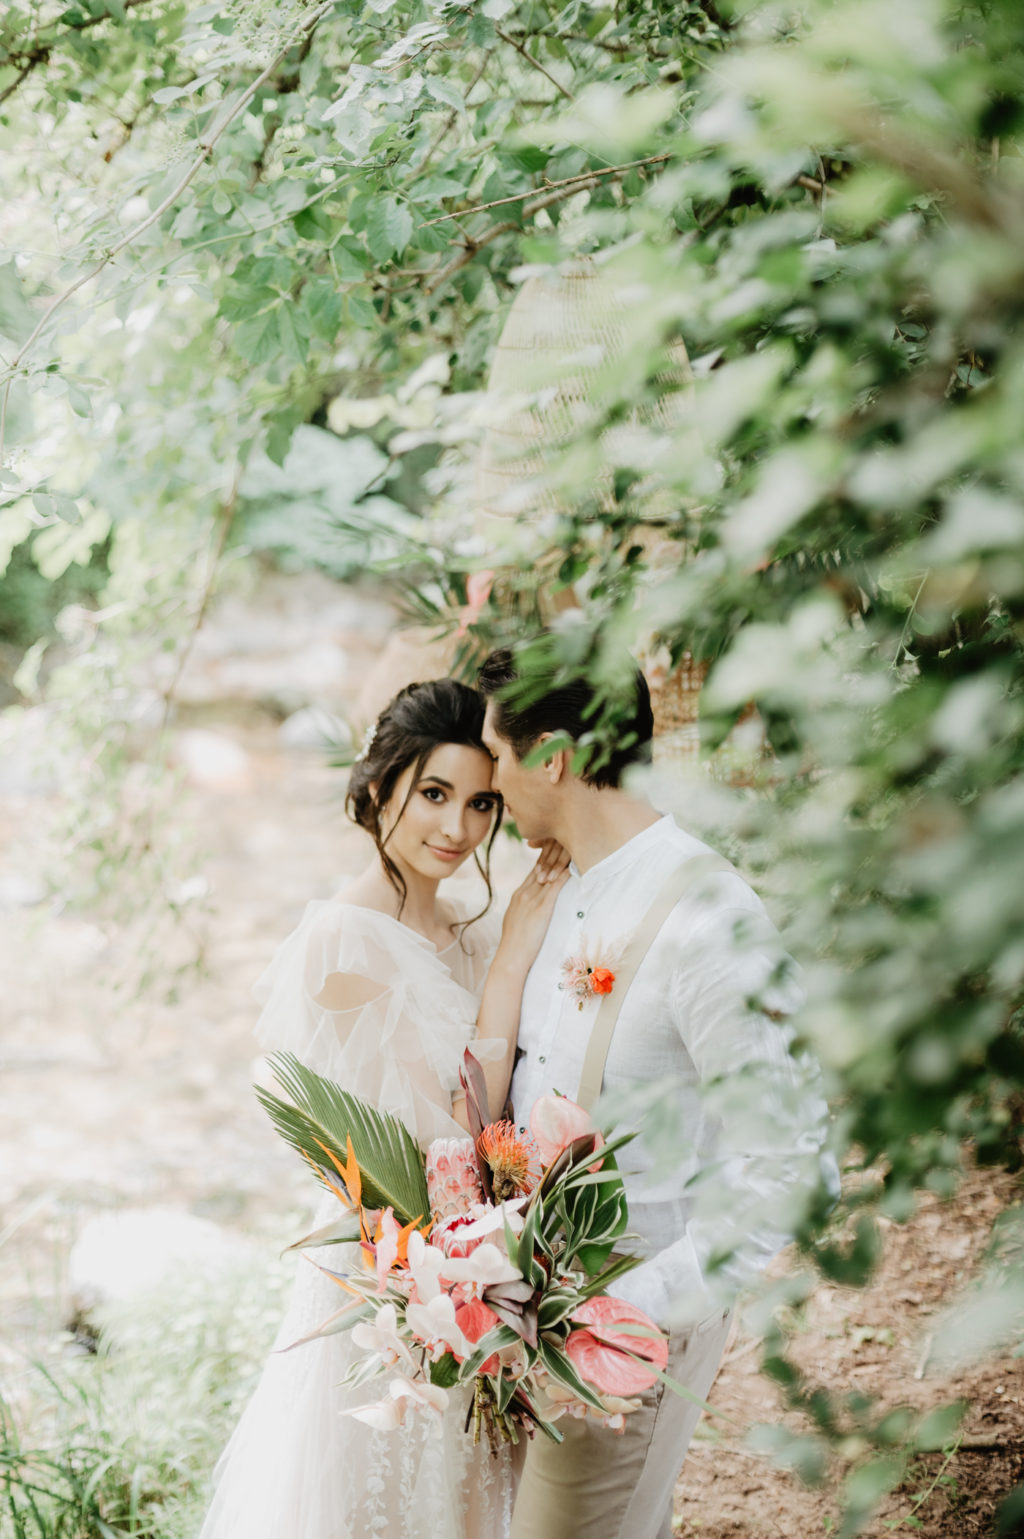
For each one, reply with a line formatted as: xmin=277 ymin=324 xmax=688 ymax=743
xmin=539 ymin=1055 xmax=547 ymax=1064
xmin=576 ymin=910 xmax=584 ymax=919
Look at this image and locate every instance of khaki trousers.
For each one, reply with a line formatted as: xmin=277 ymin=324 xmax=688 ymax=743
xmin=510 ymin=1309 xmax=733 ymax=1539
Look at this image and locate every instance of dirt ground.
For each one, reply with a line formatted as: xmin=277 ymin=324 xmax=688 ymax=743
xmin=677 ymin=1166 xmax=1024 ymax=1537
xmin=1 ymin=575 xmax=1022 ymax=1537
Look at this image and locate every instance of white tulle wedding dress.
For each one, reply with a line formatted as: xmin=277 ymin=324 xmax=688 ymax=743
xmin=198 ymin=898 xmax=518 ymax=1539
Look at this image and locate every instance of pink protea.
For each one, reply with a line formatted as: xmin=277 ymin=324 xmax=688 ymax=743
xmin=431 ymin=1212 xmax=481 ymax=1259
xmin=430 ymin=1201 xmax=525 ymax=1260
xmin=425 ymin=1137 xmax=485 ymax=1224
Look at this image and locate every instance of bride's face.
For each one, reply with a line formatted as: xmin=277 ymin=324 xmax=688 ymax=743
xmin=378 ymin=742 xmax=499 ymax=881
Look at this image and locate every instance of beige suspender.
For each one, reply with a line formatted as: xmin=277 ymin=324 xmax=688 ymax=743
xmin=575 ymin=851 xmax=736 ymax=1112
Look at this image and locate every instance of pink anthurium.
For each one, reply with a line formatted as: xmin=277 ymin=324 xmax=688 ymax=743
xmin=530 ymin=1094 xmax=605 ymax=1170
xmin=565 ymin=1297 xmax=669 ymax=1396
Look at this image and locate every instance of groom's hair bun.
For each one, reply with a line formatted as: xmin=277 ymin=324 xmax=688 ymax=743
xmin=478 ymin=641 xmax=653 ymax=790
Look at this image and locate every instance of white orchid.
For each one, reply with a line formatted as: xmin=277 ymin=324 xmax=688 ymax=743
xmin=533 ymin=1378 xmax=641 ymax=1431
xmin=345 ymin=1374 xmax=449 ymax=1430
xmin=461 ymin=1199 xmax=527 ymax=1245
xmin=350 ymin=1303 xmax=414 ymax=1371
xmin=497 ymin=1340 xmax=529 ymax=1379
xmin=391 ymin=1375 xmax=449 ymax=1418
xmin=437 ymin=1239 xmax=522 ymax=1293
xmin=406 ymin=1228 xmax=446 ymax=1303
xmin=344 ymin=1397 xmax=405 ymax=1432
xmin=405 ymin=1291 xmax=470 ymax=1359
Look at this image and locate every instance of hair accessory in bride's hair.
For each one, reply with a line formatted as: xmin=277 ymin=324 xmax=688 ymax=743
xmin=354 ymin=720 xmax=378 ymax=764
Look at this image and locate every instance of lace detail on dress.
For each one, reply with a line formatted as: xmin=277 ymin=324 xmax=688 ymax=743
xmin=200 ymin=898 xmax=518 ymax=1539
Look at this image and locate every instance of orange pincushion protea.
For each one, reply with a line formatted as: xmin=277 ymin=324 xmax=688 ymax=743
xmin=477 ymin=1120 xmax=541 ymax=1203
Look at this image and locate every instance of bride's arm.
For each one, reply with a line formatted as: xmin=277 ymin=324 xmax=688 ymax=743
xmin=453 ymin=842 xmax=569 ymax=1128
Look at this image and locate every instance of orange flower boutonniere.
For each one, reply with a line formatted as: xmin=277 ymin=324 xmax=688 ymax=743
xmin=560 ymin=954 xmax=617 ymax=1009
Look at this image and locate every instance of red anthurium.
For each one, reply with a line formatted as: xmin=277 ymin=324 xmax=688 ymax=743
xmin=565 ymin=1297 xmax=668 ymax=1396
xmin=454 ymin=1298 xmax=501 ymax=1374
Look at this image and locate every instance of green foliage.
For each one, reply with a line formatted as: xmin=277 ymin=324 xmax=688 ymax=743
xmin=0 ymin=531 xmax=110 ymax=651
xmin=428 ymin=1350 xmax=460 ymax=1389
xmin=235 ymin=425 xmax=415 ymax=577
xmin=0 ymin=1254 xmax=289 ymax=1538
xmin=4 ymin=0 xmax=1024 ymax=1527
xmin=259 ymin=1051 xmax=432 ymax=1224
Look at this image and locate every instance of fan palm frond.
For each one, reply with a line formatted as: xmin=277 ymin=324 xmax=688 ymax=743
xmin=256 ymin=1052 xmax=430 ymax=1226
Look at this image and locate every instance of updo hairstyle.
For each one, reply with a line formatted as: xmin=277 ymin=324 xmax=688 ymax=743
xmin=346 ymin=678 xmax=502 ymax=924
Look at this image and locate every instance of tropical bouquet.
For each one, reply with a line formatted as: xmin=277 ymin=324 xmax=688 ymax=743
xmin=256 ymin=1049 xmax=668 ymax=1451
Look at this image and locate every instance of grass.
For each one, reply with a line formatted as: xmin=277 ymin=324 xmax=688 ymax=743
xmin=0 ymin=1248 xmax=291 ymax=1538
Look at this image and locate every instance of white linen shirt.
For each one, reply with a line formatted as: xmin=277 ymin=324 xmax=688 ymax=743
xmin=510 ymin=814 xmax=829 ymax=1326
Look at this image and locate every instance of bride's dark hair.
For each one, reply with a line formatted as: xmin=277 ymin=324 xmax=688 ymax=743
xmin=346 ymin=678 xmax=502 ymax=925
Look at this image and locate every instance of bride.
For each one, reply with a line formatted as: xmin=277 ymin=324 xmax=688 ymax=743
xmin=199 ymin=677 xmax=567 ymax=1539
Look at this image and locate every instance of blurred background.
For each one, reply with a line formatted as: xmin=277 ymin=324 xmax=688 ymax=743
xmin=3 ymin=0 xmax=1024 ymax=1534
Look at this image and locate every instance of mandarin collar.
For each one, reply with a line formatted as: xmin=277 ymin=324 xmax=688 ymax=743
xmin=569 ymin=812 xmax=673 ymax=891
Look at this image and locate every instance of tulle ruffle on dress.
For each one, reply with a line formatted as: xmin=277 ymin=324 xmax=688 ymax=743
xmin=252 ymin=899 xmax=502 ymax=1146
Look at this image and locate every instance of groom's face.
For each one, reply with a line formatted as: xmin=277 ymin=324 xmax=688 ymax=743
xmin=482 ymin=703 xmax=557 ymax=842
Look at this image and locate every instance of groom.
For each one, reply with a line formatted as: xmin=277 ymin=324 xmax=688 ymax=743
xmin=478 ymin=645 xmax=829 ymax=1539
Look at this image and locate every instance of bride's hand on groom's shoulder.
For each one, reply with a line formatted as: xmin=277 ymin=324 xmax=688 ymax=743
xmin=498 ymin=840 xmax=570 ymax=972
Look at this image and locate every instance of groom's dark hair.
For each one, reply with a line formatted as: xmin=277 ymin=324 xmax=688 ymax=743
xmin=478 ymin=641 xmax=653 ymax=790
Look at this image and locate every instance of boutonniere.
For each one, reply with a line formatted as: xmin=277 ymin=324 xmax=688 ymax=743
xmin=559 ymin=950 xmax=617 ymax=1010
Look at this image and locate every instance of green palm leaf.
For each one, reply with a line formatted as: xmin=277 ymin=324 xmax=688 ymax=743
xmin=256 ymin=1051 xmax=430 ymax=1225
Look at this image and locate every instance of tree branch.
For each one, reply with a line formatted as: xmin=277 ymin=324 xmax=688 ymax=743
xmin=0 ymin=61 xmax=35 ymax=108
xmin=501 ymin=26 xmax=674 ymax=59
xmin=561 ymin=30 xmax=632 ymax=53
xmin=158 ymin=463 xmax=242 ymax=741
xmin=494 ymin=26 xmax=572 ymax=101
xmin=0 ymin=0 xmax=157 ymax=105
xmin=421 ymin=155 xmax=671 ymax=294
xmin=0 ymin=0 xmax=336 ymax=466
xmin=420 ymin=152 xmax=670 ymax=227
xmin=839 ymin=105 xmax=1017 ymax=234
xmin=420 ymin=49 xmax=493 ymax=169
xmin=423 ymin=221 xmax=520 ymax=295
